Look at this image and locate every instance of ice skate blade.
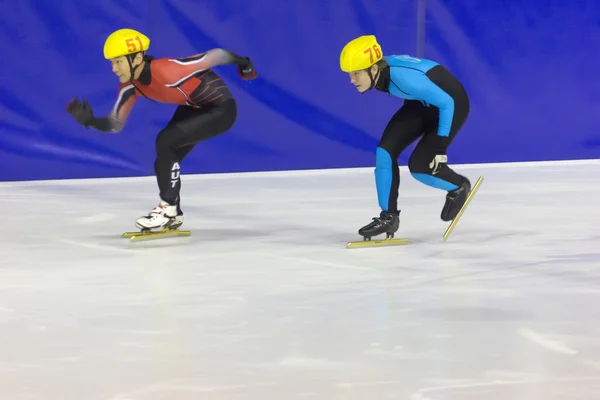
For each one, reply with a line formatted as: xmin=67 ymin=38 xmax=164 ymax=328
xmin=443 ymin=176 xmax=484 ymax=241
xmin=122 ymin=229 xmax=191 ymax=241
xmin=347 ymin=237 xmax=408 ymax=249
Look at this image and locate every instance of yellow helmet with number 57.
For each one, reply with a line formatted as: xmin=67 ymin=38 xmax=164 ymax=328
xmin=340 ymin=35 xmax=383 ymax=72
xmin=103 ymin=28 xmax=150 ymax=60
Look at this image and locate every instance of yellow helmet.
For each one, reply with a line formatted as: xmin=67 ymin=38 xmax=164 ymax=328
xmin=340 ymin=35 xmax=383 ymax=72
xmin=103 ymin=28 xmax=150 ymax=60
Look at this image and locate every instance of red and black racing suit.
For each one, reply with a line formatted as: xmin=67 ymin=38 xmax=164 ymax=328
xmin=88 ymin=49 xmax=251 ymax=212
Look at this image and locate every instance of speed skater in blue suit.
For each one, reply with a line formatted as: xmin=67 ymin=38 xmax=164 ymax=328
xmin=340 ymin=35 xmax=473 ymax=240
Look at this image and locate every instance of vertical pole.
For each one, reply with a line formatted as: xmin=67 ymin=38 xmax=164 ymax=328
xmin=416 ymin=0 xmax=427 ymax=58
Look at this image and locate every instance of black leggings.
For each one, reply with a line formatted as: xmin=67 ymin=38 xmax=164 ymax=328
xmin=154 ymin=99 xmax=237 ymax=212
xmin=377 ymin=65 xmax=470 ymax=213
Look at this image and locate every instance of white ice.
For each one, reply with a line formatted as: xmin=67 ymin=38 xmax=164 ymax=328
xmin=0 ymin=160 xmax=599 ymax=400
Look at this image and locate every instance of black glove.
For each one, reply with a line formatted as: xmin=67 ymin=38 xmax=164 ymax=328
xmin=66 ymin=98 xmax=94 ymax=127
xmin=238 ymin=57 xmax=257 ymax=80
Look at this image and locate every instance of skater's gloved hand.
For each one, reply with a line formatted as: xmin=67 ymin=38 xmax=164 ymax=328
xmin=238 ymin=57 xmax=258 ymax=80
xmin=66 ymin=97 xmax=94 ymax=127
xmin=428 ymin=135 xmax=451 ymax=175
xmin=429 ymin=154 xmax=448 ymax=175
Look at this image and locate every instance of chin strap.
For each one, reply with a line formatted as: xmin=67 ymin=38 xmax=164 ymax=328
xmin=125 ymin=53 xmax=158 ymax=104
xmin=126 ymin=54 xmax=138 ymax=81
xmin=361 ymin=67 xmax=381 ymax=94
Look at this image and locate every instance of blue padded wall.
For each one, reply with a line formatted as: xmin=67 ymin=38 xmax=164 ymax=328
xmin=1 ymin=0 xmax=598 ymax=181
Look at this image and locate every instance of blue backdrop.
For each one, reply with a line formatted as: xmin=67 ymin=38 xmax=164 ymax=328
xmin=1 ymin=0 xmax=599 ymax=181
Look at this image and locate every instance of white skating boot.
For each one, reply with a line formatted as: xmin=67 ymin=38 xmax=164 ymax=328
xmin=135 ymin=200 xmax=184 ymax=231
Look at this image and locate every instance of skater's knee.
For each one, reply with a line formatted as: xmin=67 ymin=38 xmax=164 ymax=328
xmin=407 ymin=151 xmax=429 ymax=174
xmin=375 ymin=147 xmax=393 ymax=169
xmin=377 ymin=140 xmax=400 ymax=161
xmin=156 ymin=127 xmax=186 ymax=155
xmin=411 ymin=172 xmax=459 ymax=191
xmin=155 ymin=133 xmax=174 ymax=155
xmin=408 ymin=152 xmax=459 ymax=191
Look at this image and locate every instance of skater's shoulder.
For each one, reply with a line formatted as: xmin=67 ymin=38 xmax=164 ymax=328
xmin=154 ymin=53 xmax=210 ymax=68
xmin=143 ymin=57 xmax=181 ymax=83
xmin=384 ymin=55 xmax=439 ymax=72
xmin=116 ymin=80 xmax=138 ymax=94
xmin=146 ymin=57 xmax=171 ymax=71
xmin=149 ymin=54 xmax=210 ymax=81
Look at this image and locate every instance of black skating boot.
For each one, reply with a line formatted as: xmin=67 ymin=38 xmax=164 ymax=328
xmin=441 ymin=177 xmax=471 ymax=222
xmin=358 ymin=211 xmax=400 ymax=240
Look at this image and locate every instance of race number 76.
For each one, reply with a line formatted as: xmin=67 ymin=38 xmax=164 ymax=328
xmin=364 ymin=44 xmax=382 ymax=64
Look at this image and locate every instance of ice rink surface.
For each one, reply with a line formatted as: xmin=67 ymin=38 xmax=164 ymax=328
xmin=1 ymin=160 xmax=599 ymax=400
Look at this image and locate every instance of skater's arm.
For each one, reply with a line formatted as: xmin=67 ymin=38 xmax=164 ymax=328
xmin=394 ymin=69 xmax=454 ymax=138
xmin=173 ymin=48 xmax=249 ymax=68
xmin=66 ymin=85 xmax=138 ymax=133
xmin=95 ymin=84 xmax=139 ymax=133
xmin=85 ymin=116 xmax=119 ymax=132
xmin=168 ymin=49 xmax=257 ymax=80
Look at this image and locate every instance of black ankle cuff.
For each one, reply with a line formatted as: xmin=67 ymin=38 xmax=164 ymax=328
xmin=382 ymin=210 xmax=400 ymax=216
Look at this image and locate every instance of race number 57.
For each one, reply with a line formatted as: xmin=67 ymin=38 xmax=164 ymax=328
xmin=125 ymin=36 xmax=144 ymax=53
xmin=363 ymin=44 xmax=382 ymax=64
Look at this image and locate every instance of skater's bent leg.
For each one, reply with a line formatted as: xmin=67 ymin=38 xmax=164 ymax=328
xmin=408 ymin=145 xmax=462 ymax=191
xmin=153 ymin=100 xmax=237 ymax=206
xmin=409 ymin=123 xmax=474 ymax=221
xmin=375 ymin=101 xmax=426 ymax=214
xmin=409 ymin=83 xmax=470 ymax=192
xmin=408 ymin=144 xmax=470 ymax=221
xmin=357 ymin=103 xmax=425 ymax=239
xmin=155 ymin=127 xmax=187 ymax=205
xmin=173 ymin=144 xmax=196 ymax=214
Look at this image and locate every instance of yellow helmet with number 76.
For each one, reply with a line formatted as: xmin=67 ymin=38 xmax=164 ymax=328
xmin=103 ymin=28 xmax=150 ymax=60
xmin=340 ymin=35 xmax=383 ymax=72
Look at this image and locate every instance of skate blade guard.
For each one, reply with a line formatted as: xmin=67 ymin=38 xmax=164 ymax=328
xmin=443 ymin=176 xmax=484 ymax=241
xmin=122 ymin=228 xmax=191 ymax=241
